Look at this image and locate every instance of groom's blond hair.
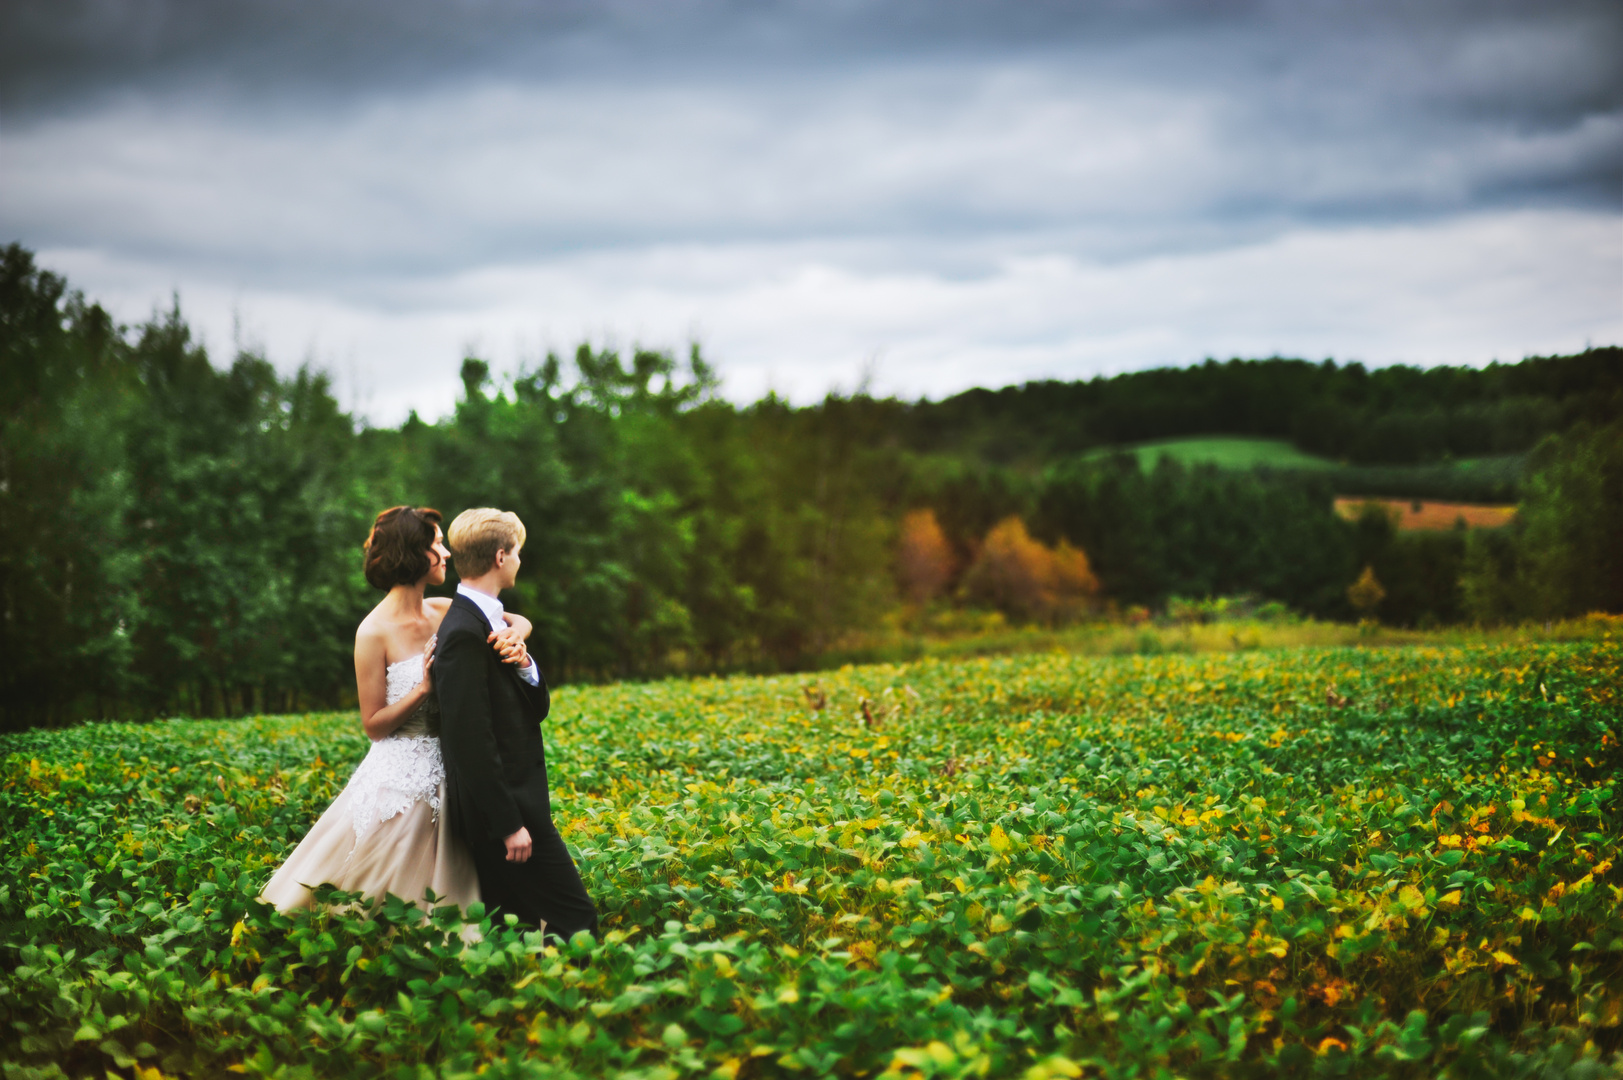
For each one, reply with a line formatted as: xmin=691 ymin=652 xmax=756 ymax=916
xmin=448 ymin=508 xmax=527 ymax=578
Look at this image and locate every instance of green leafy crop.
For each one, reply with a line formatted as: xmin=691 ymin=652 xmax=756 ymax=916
xmin=3 ymin=639 xmax=1620 ymax=1078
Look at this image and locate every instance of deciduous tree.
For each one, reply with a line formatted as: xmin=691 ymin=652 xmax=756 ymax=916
xmin=896 ymin=508 xmax=953 ymax=604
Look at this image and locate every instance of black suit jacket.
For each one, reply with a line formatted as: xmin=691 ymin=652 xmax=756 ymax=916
xmin=435 ymin=593 xmax=553 ymax=847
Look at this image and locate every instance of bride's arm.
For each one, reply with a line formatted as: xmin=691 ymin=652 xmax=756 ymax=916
xmin=489 ymin=613 xmax=535 ymax=666
xmin=356 ymin=628 xmax=435 ymax=740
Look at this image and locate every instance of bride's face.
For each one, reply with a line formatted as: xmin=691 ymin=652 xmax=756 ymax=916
xmin=425 ymin=527 xmax=451 ymax=586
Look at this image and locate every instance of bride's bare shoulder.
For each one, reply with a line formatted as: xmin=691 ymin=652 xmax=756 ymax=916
xmin=425 ymin=596 xmax=453 ymax=627
xmin=354 ymin=601 xmax=391 ymax=645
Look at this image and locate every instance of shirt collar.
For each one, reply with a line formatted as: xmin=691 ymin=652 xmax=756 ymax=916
xmin=456 ymin=583 xmax=507 ymax=629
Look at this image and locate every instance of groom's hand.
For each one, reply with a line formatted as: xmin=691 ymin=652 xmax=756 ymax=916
xmin=504 ymin=826 xmax=533 ymax=863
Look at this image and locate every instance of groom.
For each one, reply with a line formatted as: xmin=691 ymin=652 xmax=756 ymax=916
xmin=436 ymin=507 xmax=598 ymax=942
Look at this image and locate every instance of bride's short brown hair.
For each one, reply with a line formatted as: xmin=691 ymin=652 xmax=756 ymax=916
xmin=363 ymin=506 xmax=443 ymax=590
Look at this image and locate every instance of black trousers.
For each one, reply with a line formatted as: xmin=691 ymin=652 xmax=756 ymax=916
xmin=468 ymin=821 xmax=599 ymax=943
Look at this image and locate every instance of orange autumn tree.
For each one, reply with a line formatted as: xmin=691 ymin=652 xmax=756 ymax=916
xmin=896 ymin=508 xmax=955 ymax=604
xmin=961 ymin=516 xmax=1100 ymax=623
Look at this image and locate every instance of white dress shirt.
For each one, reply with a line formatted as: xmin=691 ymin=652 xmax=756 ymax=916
xmin=455 ymin=584 xmax=541 ymax=686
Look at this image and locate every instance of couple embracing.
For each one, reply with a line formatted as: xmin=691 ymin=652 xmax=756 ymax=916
xmin=261 ymin=506 xmax=597 ymax=943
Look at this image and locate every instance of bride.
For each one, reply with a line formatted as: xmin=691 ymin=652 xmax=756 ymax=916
xmin=260 ymin=505 xmax=533 ymax=915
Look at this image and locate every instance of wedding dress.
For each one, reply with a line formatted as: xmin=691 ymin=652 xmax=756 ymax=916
xmin=260 ymin=656 xmax=480 ymax=915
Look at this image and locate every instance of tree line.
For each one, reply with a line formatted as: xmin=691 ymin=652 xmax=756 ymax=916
xmin=899 ymin=348 xmax=1621 ymax=467
xmin=3 ymin=244 xmax=1619 ymax=727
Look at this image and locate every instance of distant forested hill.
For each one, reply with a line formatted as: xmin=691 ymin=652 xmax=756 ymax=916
xmin=897 ymin=351 xmax=1623 ymax=467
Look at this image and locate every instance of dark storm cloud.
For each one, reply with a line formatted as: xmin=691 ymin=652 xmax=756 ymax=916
xmin=6 ymin=0 xmax=1619 ymax=218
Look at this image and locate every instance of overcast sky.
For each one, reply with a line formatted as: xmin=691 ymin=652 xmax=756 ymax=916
xmin=3 ymin=0 xmax=1620 ymax=422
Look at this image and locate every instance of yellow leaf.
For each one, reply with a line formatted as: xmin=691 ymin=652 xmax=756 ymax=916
xmin=1025 ymin=1057 xmax=1083 ymax=1080
xmin=1491 ymin=950 xmax=1519 ymax=966
xmin=988 ymin=825 xmax=1010 ymax=853
xmin=1439 ymin=890 xmax=1462 ymax=906
xmin=230 ymin=920 xmax=246 ymax=947
xmin=1271 ymin=895 xmax=1284 ymax=911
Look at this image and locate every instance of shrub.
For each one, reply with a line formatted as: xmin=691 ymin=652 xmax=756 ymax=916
xmin=1347 ymin=565 xmax=1387 ymax=619
xmin=960 ymin=517 xmax=1099 ymax=623
xmin=896 ymin=508 xmax=955 ymax=604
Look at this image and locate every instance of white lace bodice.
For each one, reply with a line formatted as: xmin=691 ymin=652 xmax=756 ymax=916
xmin=385 ymin=655 xmax=425 ymax=705
xmin=344 ymin=656 xmax=445 ymax=843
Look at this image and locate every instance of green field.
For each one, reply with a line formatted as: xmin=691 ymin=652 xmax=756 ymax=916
xmin=1080 ymin=438 xmax=1523 ymax=477
xmin=1076 ymin=439 xmax=1530 ymax=502
xmin=3 ymin=640 xmax=1621 ymax=1078
xmin=1082 ymin=438 xmax=1338 ymax=471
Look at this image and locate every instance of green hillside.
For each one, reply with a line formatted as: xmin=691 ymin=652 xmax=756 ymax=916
xmin=1073 ymin=439 xmax=1529 ymax=502
xmin=1082 ymin=436 xmax=1337 ymax=470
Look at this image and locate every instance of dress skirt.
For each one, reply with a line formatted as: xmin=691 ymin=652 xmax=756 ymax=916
xmin=259 ymin=778 xmax=480 ymax=915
